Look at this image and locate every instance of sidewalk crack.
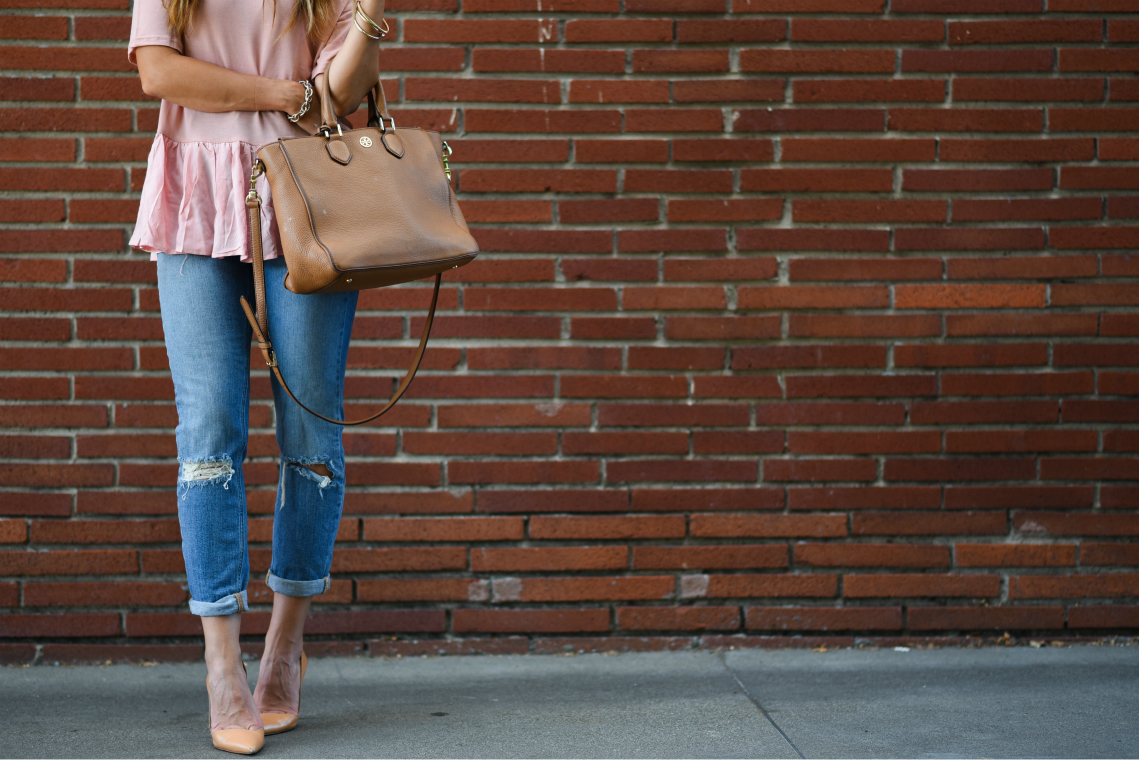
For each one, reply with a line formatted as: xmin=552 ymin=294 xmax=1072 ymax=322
xmin=718 ymin=651 xmax=805 ymax=760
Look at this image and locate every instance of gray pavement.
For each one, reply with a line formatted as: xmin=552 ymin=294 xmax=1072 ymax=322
xmin=1 ymin=645 xmax=1137 ymax=758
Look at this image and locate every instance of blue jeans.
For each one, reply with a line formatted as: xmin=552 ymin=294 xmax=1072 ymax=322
xmin=157 ymin=252 xmax=358 ymax=616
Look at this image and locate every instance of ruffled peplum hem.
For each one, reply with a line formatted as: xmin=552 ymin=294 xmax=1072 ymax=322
xmin=130 ymin=134 xmax=283 ymax=264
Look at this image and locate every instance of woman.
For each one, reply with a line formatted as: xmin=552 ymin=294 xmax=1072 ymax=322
xmin=128 ymin=0 xmax=387 ymax=752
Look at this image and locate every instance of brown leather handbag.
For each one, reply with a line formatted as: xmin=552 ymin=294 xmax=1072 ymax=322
xmin=240 ymin=75 xmax=479 ymax=426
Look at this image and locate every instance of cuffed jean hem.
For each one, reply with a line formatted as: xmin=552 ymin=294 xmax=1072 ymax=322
xmin=266 ymin=572 xmax=330 ymax=598
xmin=189 ymin=590 xmax=249 ymax=617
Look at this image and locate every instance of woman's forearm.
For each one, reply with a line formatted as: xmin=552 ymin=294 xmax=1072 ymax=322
xmin=135 ymin=45 xmax=307 ymax=117
xmin=324 ymin=0 xmax=384 ymax=118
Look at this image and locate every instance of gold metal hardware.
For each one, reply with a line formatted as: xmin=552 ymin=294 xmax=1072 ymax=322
xmin=346 ymin=278 xmax=353 ymax=283
xmin=354 ymin=0 xmax=389 ymax=37
xmin=441 ymin=140 xmax=452 ymax=181
xmin=353 ymin=13 xmax=383 ymax=39
xmin=266 ymin=350 xmax=277 ymax=368
xmin=246 ymin=160 xmax=264 ymax=203
xmin=360 ymin=136 xmax=372 ymax=147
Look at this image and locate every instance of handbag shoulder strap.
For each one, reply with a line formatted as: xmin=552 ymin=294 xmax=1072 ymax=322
xmin=238 ymin=161 xmax=440 ymax=427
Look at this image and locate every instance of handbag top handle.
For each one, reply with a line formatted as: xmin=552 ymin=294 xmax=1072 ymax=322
xmin=317 ymin=73 xmax=393 ymax=132
xmin=318 ymin=74 xmax=401 ymax=163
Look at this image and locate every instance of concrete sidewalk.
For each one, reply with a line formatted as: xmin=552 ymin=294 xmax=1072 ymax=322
xmin=1 ymin=645 xmax=1137 ymax=759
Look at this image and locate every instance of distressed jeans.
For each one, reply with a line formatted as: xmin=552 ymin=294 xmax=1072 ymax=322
xmin=157 ymin=252 xmax=358 ymax=616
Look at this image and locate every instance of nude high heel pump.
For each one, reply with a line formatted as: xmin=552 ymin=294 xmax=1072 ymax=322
xmin=260 ymin=650 xmax=307 ymax=735
xmin=207 ymin=661 xmax=265 ymax=754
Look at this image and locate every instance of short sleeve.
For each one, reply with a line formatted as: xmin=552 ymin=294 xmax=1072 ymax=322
xmin=310 ymin=0 xmax=356 ymax=80
xmin=128 ymin=0 xmax=183 ymax=65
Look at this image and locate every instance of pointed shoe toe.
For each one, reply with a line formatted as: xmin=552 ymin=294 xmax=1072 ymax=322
xmin=211 ymin=728 xmax=265 ymax=755
xmin=260 ymin=712 xmax=298 ymax=735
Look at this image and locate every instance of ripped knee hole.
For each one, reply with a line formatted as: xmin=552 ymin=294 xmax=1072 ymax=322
xmin=180 ymin=459 xmax=234 ymax=482
xmin=282 ymin=460 xmax=335 ymax=492
xmin=178 ymin=458 xmax=236 ymax=498
xmin=298 ymin=462 xmax=331 ymax=478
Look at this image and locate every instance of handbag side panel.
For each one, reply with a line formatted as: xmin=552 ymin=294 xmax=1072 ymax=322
xmin=257 ymin=142 xmax=341 ymax=294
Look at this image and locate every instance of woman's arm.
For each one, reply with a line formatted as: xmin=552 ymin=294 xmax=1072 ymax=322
xmin=322 ymin=0 xmax=385 ymax=119
xmin=134 ymin=45 xmax=323 ymax=133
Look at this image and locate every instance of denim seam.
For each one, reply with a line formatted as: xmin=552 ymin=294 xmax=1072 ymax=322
xmin=239 ymin=295 xmax=252 ymax=596
xmin=188 ymin=589 xmax=248 ymax=617
xmin=266 ymin=571 xmax=331 ymax=597
xmin=335 ymin=291 xmax=349 ymax=414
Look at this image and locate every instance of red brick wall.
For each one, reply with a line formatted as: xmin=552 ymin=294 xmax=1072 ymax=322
xmin=2 ymin=0 xmax=1139 ymax=661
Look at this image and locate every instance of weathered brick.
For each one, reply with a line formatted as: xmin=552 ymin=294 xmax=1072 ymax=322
xmin=908 ymin=606 xmax=1064 ymax=631
xmin=746 ymin=606 xmax=902 ymax=632
xmin=530 ymin=515 xmax=686 ymax=540
xmin=795 ymin=543 xmax=950 ymax=568
xmin=633 ymin=545 xmax=788 ymax=570
xmin=845 ymin=574 xmax=1000 ymax=599
xmin=357 ymin=578 xmax=487 ymax=603
xmin=506 ymin=576 xmax=675 ymax=602
xmin=472 ymin=546 xmax=627 ymax=572
xmin=453 ymin=608 xmax=609 ymax=633
xmin=631 ymin=488 xmax=783 ymax=512
xmin=1010 ymin=575 xmax=1139 ymax=600
xmin=852 ymin=512 xmax=1006 ymax=536
xmin=696 ymin=574 xmax=837 ymax=599
xmin=691 ymin=514 xmax=847 ymax=538
xmin=476 ymin=490 xmax=627 ymax=514
xmin=956 ymin=544 xmax=1075 ymax=567
xmin=362 ymin=516 xmax=524 ymax=542
xmin=617 ymin=606 xmax=740 ymax=631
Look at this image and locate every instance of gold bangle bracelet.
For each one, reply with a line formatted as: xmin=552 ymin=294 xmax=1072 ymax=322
xmin=354 ymin=0 xmax=389 ymax=35
xmin=353 ymin=13 xmax=382 ymax=39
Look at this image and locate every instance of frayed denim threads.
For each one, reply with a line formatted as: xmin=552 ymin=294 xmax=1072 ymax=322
xmin=177 ymin=456 xmax=235 ymax=500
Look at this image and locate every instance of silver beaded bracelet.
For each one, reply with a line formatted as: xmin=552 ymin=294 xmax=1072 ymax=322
xmin=287 ymin=79 xmax=314 ymax=123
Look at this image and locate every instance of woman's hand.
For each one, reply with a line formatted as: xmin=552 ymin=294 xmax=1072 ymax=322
xmin=282 ymin=78 xmax=325 ymax=134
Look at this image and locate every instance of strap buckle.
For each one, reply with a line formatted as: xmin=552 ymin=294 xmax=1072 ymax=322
xmin=265 ymin=349 xmax=278 ymax=368
xmin=246 ymin=159 xmax=264 ymax=204
xmin=377 ymin=115 xmax=396 ymax=133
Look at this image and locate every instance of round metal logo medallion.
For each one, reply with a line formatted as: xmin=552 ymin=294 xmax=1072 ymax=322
xmin=359 ymin=136 xmax=373 ymax=147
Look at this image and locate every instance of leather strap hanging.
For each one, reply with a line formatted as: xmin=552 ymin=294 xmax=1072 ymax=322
xmin=234 ymin=73 xmax=477 ymax=427
xmin=239 ymin=187 xmax=441 ymax=427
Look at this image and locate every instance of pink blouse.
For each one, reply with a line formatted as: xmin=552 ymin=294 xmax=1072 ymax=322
xmin=128 ymin=0 xmax=355 ymax=262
